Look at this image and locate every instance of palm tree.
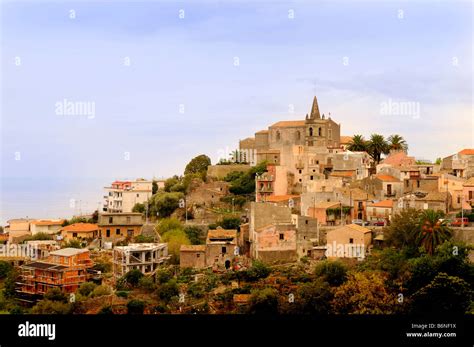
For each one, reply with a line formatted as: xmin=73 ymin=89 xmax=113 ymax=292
xmin=418 ymin=210 xmax=452 ymax=255
xmin=387 ymin=134 xmax=408 ymax=152
xmin=367 ymin=134 xmax=389 ymax=164
xmin=347 ymin=135 xmax=367 ymax=152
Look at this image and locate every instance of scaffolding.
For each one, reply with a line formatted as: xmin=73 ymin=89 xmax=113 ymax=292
xmin=112 ymin=243 xmax=169 ymax=279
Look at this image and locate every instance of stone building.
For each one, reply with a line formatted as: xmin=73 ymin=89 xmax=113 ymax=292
xmin=252 ymin=223 xmax=297 ymax=263
xmin=326 ymin=224 xmax=372 ymax=259
xmin=180 ymin=245 xmax=206 ymax=268
xmin=441 ymin=149 xmax=474 ymax=178
xmin=98 ymin=212 xmax=143 ymax=243
xmin=206 ymin=229 xmax=238 ymax=269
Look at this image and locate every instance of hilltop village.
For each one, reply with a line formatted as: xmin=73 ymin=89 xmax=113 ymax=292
xmin=0 ymin=96 xmax=473 ymax=315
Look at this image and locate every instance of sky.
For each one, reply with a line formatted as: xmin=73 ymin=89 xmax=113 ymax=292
xmin=0 ymin=0 xmax=472 ymax=223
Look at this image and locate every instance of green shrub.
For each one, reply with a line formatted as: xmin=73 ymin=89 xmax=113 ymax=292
xmin=127 ymin=299 xmax=145 ymax=314
xmin=78 ymin=282 xmax=97 ymax=297
xmin=314 ymin=260 xmax=348 ymax=286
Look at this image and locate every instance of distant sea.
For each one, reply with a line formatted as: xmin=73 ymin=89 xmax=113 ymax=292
xmin=0 ymin=176 xmax=111 ymax=225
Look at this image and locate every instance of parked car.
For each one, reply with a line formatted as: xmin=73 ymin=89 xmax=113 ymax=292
xmin=370 ymin=219 xmax=386 ymax=227
xmin=450 ymin=217 xmax=469 ymax=227
xmin=352 ymin=219 xmax=368 ymax=226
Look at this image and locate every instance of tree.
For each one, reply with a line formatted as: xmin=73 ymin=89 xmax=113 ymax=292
xmin=127 ymin=299 xmax=145 ymax=314
xmin=123 ymin=269 xmax=144 ymax=287
xmin=78 ymin=282 xmax=97 ymax=297
xmin=44 ymin=288 xmax=68 ymax=303
xmin=219 ymin=217 xmax=241 ymax=230
xmin=228 ymin=161 xmax=267 ymax=195
xmin=239 ymin=260 xmax=271 ymax=282
xmin=184 ymin=154 xmax=211 ymax=176
xmin=23 ymin=232 xmax=53 ymax=241
xmin=367 ymin=134 xmax=389 ymax=164
xmin=152 ymin=180 xmax=159 ymax=194
xmin=332 ymin=272 xmax=397 ymax=314
xmin=314 ymin=260 xmax=348 ymax=286
xmin=157 ymin=218 xmax=183 ymax=235
xmin=288 ymin=280 xmax=333 ymax=314
xmin=156 ymin=279 xmax=179 ymax=302
xmin=149 ymin=192 xmax=184 ymax=218
xmin=248 ymin=288 xmax=279 ymax=315
xmin=161 ymin=229 xmax=190 ymax=263
xmin=347 ymin=134 xmax=367 ymax=152
xmin=387 ymin=134 xmax=408 ymax=152
xmin=132 ymin=202 xmax=146 ymax=214
xmin=31 ymin=300 xmax=72 ymax=314
xmin=418 ymin=210 xmax=452 ymax=255
xmin=184 ymin=226 xmax=205 ymax=245
xmin=435 ymin=157 xmax=442 ymax=165
xmin=63 ymin=239 xmax=83 ymax=249
xmin=0 ymin=261 xmax=13 ymax=279
xmin=410 ymin=273 xmax=472 ymax=314
xmin=384 ymin=209 xmax=422 ymax=256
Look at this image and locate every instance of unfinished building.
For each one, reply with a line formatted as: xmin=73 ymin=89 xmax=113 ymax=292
xmin=112 ymin=243 xmax=169 ymax=279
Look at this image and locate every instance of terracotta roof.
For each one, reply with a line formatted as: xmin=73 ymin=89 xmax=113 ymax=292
xmin=331 ymin=171 xmax=355 ymax=178
xmin=331 ymin=224 xmax=372 ymax=234
xmin=463 ymin=177 xmax=474 ymax=186
xmin=265 ymin=195 xmax=299 ymax=202
xmin=369 ymin=200 xmax=394 ymax=208
xmin=340 ymin=136 xmax=353 ymax=144
xmin=458 ymin=149 xmax=474 ymax=155
xmin=180 ymin=245 xmax=206 ymax=252
xmin=233 ymin=294 xmax=251 ymax=303
xmin=207 ymin=229 xmax=237 ymax=240
xmin=381 ymin=152 xmax=416 ymax=167
xmin=311 ymin=201 xmax=341 ymax=209
xmin=31 ymin=219 xmax=64 ymax=226
xmin=376 ymin=174 xmax=399 ymax=182
xmin=270 ymin=120 xmax=306 ymax=128
xmin=61 ymin=223 xmax=98 ymax=232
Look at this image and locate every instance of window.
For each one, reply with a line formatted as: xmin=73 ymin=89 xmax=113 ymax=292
xmin=457 ymin=196 xmax=461 ymax=204
xmin=126 ymin=217 xmax=131 ymax=223
xmin=196 ymin=253 xmax=200 ymax=258
xmin=417 ymin=180 xmax=420 ymax=188
xmin=296 ymin=131 xmax=301 ymax=140
xmin=222 ymin=247 xmax=227 ymax=254
xmin=406 ymin=180 xmax=409 ymax=187
xmin=299 ymin=178 xmax=302 ymax=182
xmin=73 ymin=232 xmax=77 ymax=238
xmin=279 ymin=233 xmax=284 ymax=240
xmin=308 ymin=141 xmax=313 ymax=146
xmin=309 ymin=127 xmax=313 ymax=136
xmin=109 ymin=217 xmax=113 ymax=223
xmin=305 ymin=220 xmax=308 ymax=225
xmin=136 ymin=193 xmax=139 ymax=197
xmin=106 ymin=229 xmax=110 ymax=237
xmin=318 ymin=128 xmax=322 ymax=136
xmin=313 ymin=169 xmax=316 ymax=172
xmin=299 ymin=170 xmax=302 ymax=174
xmin=349 ymin=238 xmax=354 ymax=244
xmin=310 ymin=176 xmax=314 ymax=180
xmin=276 ymin=131 xmax=281 ymax=141
xmin=316 ymin=160 xmax=319 ymax=164
xmin=328 ymin=129 xmax=332 ymax=140
xmin=358 ymin=201 xmax=363 ymax=209
xmin=116 ymin=229 xmax=120 ymax=235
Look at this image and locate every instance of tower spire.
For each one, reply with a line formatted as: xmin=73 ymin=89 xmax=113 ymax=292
xmin=310 ymin=96 xmax=321 ymax=119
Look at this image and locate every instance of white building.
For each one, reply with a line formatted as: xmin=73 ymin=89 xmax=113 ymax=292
xmin=103 ymin=179 xmax=152 ymax=213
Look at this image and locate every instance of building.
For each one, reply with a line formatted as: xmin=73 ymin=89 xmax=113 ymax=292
xmin=292 ymin=215 xmax=320 ymax=258
xmin=462 ymin=177 xmax=474 ymax=210
xmin=17 ymin=248 xmax=93 ymax=295
xmin=394 ymin=191 xmax=450 ymax=214
xmin=325 ymin=224 xmax=372 ymax=259
xmin=441 ymin=149 xmax=474 ymax=179
xmin=112 ymin=243 xmax=169 ymax=279
xmin=30 ymin=219 xmax=64 ymax=236
xmin=4 ymin=219 xmax=34 ymax=243
xmin=255 ymin=164 xmax=289 ymax=202
xmin=438 ymin=174 xmax=465 ymax=210
xmin=186 ymin=180 xmax=230 ymax=207
xmin=331 ymin=151 xmax=372 ymax=181
xmin=180 ymin=245 xmax=206 ymax=268
xmin=240 ymin=96 xmax=342 ymax=190
xmin=60 ymin=223 xmax=98 ymax=241
xmin=252 ymin=223 xmax=297 ymax=263
xmin=179 ymin=229 xmax=238 ymax=269
xmin=98 ymin=213 xmax=143 ymax=243
xmin=366 ymin=200 xmax=394 ymax=222
xmin=103 ymin=179 xmax=152 ymax=213
xmin=358 ymin=174 xmax=403 ymax=200
xmin=307 ymin=201 xmax=342 ymax=225
xmin=206 ymin=229 xmax=238 ymax=269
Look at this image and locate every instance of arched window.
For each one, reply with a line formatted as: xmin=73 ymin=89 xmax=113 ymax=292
xmin=309 ymin=127 xmax=313 ymax=136
xmin=318 ymin=128 xmax=322 ymax=136
xmin=276 ymin=131 xmax=281 ymax=141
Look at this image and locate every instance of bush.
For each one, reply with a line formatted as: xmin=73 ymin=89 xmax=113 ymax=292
xmin=123 ymin=269 xmax=144 ymax=287
xmin=93 ymin=259 xmax=112 ymax=273
xmin=116 ymin=291 xmax=129 ymax=298
xmin=91 ymin=285 xmax=111 ymax=297
xmin=248 ymin=288 xmax=279 ymax=315
xmin=282 ymin=279 xmax=333 ymax=314
xmin=187 ymin=282 xmax=205 ymax=298
xmin=314 ymin=260 xmax=348 ymax=286
xmin=32 ymin=300 xmax=72 ymax=314
xmin=78 ymin=282 xmax=97 ymax=297
xmin=184 ymin=226 xmax=205 ymax=245
xmin=0 ymin=261 xmax=13 ymax=279
xmin=134 ymin=235 xmax=155 ymax=243
xmin=239 ymin=261 xmax=271 ymax=282
xmin=162 ymin=229 xmax=190 ymax=263
xmin=156 ymin=280 xmax=179 ymax=302
xmin=99 ymin=305 xmax=114 ymax=314
xmin=44 ymin=288 xmax=68 ymax=303
xmin=127 ymin=299 xmax=145 ymax=314
xmin=157 ymin=218 xmax=183 ymax=235
xmin=156 ymin=268 xmax=174 ymax=284
xmin=63 ymin=239 xmax=83 ymax=249
xmin=138 ymin=276 xmax=156 ymax=292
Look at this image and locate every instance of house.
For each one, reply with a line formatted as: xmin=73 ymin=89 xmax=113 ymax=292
xmin=326 ymin=224 xmax=372 ymax=259
xmin=30 ymin=219 xmax=64 ymax=236
xmin=394 ymin=191 xmax=450 ymax=214
xmin=307 ymin=201 xmax=342 ymax=226
xmin=378 ymin=151 xmax=416 ymax=168
xmin=103 ymin=179 xmax=152 ymax=213
xmin=252 ymin=223 xmax=297 ymax=263
xmin=339 ymin=136 xmax=353 ymax=150
xmin=367 ymin=200 xmax=394 ymax=222
xmin=438 ymin=174 xmax=465 ymax=210
xmin=113 ymin=243 xmax=169 ymax=279
xmin=60 ymin=223 xmax=98 ymax=241
xmin=206 ymin=229 xmax=238 ymax=269
xmin=441 ymin=149 xmax=474 ymax=178
xmin=331 ymin=151 xmax=372 ymax=181
xmin=5 ymin=219 xmax=34 ymax=243
xmin=334 ymin=187 xmax=375 ymax=221
xmin=255 ymin=164 xmax=289 ymax=202
xmin=17 ymin=248 xmax=93 ymax=295
xmin=462 ymin=177 xmax=474 ymax=210
xmin=186 ymin=180 xmax=230 ymax=207
xmin=97 ymin=213 xmax=143 ymax=243
xmin=25 ymin=240 xmax=60 ymax=260
xmin=180 ymin=245 xmax=206 ymax=268
xmin=292 ymin=215 xmax=320 ymax=258
xmin=358 ymin=174 xmax=403 ymax=200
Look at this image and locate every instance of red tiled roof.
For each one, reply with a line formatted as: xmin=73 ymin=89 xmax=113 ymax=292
xmin=61 ymin=223 xmax=98 ymax=233
xmin=459 ymin=149 xmax=474 ymax=155
xmin=376 ymin=174 xmax=399 ymax=182
xmin=265 ymin=194 xmax=299 ymax=202
xmin=369 ymin=200 xmax=394 ymax=208
xmin=331 ymin=171 xmax=355 ymax=178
